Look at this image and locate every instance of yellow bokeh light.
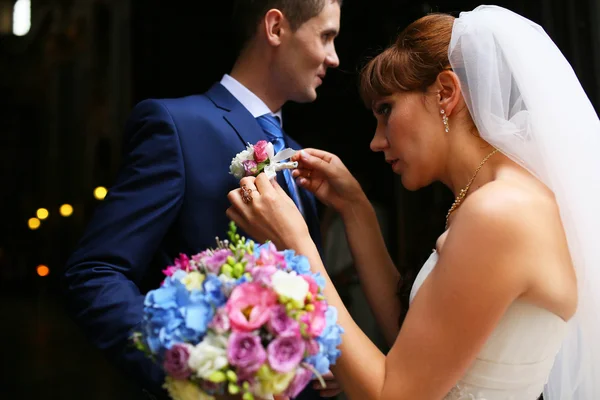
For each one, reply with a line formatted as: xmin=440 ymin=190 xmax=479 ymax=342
xmin=36 ymin=208 xmax=49 ymax=220
xmin=37 ymin=264 xmax=50 ymax=277
xmin=59 ymin=204 xmax=74 ymax=217
xmin=94 ymin=186 xmax=108 ymax=200
xmin=28 ymin=217 xmax=41 ymax=230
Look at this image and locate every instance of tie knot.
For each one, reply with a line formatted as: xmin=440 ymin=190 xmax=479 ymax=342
xmin=256 ymin=114 xmax=284 ymax=140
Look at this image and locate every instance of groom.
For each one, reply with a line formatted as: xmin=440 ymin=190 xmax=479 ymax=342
xmin=62 ymin=1 xmax=342 ymax=399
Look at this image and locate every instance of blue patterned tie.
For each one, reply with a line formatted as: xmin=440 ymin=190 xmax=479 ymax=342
xmin=256 ymin=114 xmax=303 ymax=214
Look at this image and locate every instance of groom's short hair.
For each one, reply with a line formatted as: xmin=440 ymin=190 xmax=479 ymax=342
xmin=232 ymin=0 xmax=342 ymax=50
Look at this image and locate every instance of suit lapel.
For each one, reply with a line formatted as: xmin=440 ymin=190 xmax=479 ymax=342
xmin=205 ymin=83 xmax=266 ymax=147
xmin=205 ymin=83 xmax=322 ymax=251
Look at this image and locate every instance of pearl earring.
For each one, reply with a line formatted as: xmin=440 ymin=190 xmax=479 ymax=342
xmin=441 ymin=109 xmax=449 ymax=133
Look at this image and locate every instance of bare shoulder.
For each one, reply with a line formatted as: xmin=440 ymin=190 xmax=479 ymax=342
xmin=454 ymin=178 xmax=558 ymax=235
xmin=447 ymin=177 xmax=576 ymax=320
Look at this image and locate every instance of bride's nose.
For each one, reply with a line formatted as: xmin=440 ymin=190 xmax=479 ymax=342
xmin=370 ymin=127 xmax=389 ymax=152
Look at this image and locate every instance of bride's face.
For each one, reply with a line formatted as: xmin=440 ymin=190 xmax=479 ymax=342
xmin=370 ymin=91 xmax=445 ymax=190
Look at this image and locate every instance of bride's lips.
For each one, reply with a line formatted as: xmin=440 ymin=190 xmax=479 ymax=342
xmin=386 ymin=159 xmax=399 ymax=169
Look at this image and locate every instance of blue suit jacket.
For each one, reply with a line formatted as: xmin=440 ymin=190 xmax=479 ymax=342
xmin=63 ymin=83 xmax=323 ymax=399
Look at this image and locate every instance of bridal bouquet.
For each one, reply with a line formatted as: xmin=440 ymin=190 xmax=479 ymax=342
xmin=132 ymin=223 xmax=343 ymax=400
xmin=229 ymin=140 xmax=298 ymax=180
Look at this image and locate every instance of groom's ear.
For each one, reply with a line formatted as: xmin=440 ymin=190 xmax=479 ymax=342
xmin=435 ymin=70 xmax=462 ymax=117
xmin=264 ymin=9 xmax=287 ymax=47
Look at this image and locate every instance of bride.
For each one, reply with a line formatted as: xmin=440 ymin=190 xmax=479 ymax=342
xmin=226 ymin=5 xmax=600 ymax=400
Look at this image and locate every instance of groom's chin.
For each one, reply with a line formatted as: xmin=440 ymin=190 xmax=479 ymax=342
xmin=292 ymin=89 xmax=318 ymax=104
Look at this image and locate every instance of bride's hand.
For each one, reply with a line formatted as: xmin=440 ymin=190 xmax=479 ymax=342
xmin=291 ymin=149 xmax=366 ymax=215
xmin=226 ymin=174 xmax=309 ymax=250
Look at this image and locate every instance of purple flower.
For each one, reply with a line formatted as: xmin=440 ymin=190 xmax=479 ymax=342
xmin=242 ymin=160 xmax=258 ymax=176
xmin=163 ymin=344 xmax=192 ymax=379
xmin=227 ymin=332 xmax=266 ymax=377
xmin=268 ymin=305 xmax=300 ymax=336
xmin=209 ymin=308 xmax=230 ymax=334
xmin=203 ymin=249 xmax=233 ymax=273
xmin=267 ymin=333 xmax=305 ymax=373
xmin=285 ymin=366 xmax=313 ymax=398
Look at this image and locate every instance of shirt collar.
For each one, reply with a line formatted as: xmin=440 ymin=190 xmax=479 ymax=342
xmin=220 ymin=74 xmax=283 ymax=126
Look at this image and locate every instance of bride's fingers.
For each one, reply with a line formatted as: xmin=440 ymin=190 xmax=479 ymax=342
xmin=292 ymin=167 xmax=313 ymax=179
xmin=294 ymin=150 xmax=336 ymax=178
xmin=291 ymin=148 xmax=334 ymax=163
xmin=225 ymin=206 xmax=250 ymax=231
xmin=255 ymin=173 xmax=277 ymax=196
xmin=270 ymin=178 xmax=290 ymax=198
xmin=319 ymin=389 xmax=343 ymax=397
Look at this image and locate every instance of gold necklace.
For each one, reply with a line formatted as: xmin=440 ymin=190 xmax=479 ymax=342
xmin=445 ymin=148 xmax=499 ymax=230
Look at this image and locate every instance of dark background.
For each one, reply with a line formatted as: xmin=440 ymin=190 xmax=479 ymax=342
xmin=0 ymin=0 xmax=598 ymax=398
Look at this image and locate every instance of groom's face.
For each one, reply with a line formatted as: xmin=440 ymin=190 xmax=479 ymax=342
xmin=275 ymin=1 xmax=341 ymax=103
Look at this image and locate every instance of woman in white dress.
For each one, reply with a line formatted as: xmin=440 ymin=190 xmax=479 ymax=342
xmin=227 ymin=6 xmax=600 ymax=400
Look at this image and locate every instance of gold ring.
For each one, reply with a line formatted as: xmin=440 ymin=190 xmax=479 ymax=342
xmin=241 ymin=185 xmax=254 ymax=204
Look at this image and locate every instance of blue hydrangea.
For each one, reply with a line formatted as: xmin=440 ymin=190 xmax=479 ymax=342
xmin=318 ymin=306 xmax=344 ymax=364
xmin=283 ymin=250 xmax=311 ymax=275
xmin=202 ymin=274 xmax=226 ymax=308
xmin=305 ymin=306 xmax=344 ymax=376
xmin=305 ymin=352 xmax=331 ymax=375
xmin=142 ymin=273 xmax=214 ymax=359
xmin=310 ymin=272 xmax=326 ymax=290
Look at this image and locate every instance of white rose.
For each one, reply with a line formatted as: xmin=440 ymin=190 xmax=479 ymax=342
xmin=187 ymin=333 xmax=229 ymax=379
xmin=229 ymin=159 xmax=245 ymax=179
xmin=271 ymin=270 xmax=309 ymax=303
xmin=239 ymin=144 xmax=255 ymax=161
xmin=229 ymin=145 xmax=255 ymax=179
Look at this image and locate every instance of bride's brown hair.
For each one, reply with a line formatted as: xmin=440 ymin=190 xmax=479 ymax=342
xmin=360 ymin=13 xmax=455 ymax=108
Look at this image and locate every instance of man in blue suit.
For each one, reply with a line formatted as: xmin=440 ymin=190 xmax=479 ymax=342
xmin=62 ymin=0 xmax=342 ymax=399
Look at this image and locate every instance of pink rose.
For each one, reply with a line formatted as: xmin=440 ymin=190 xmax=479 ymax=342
xmin=226 ymin=282 xmax=277 ymax=332
xmin=250 ymin=265 xmax=278 ymax=286
xmin=253 ymin=140 xmax=269 ymax=163
xmin=163 ymin=253 xmax=191 ymax=275
xmin=300 ymin=301 xmax=327 ymax=337
xmin=256 ymin=243 xmax=285 ymax=268
xmin=162 ymin=266 xmax=177 ymax=277
xmin=209 ymin=308 xmax=230 ymax=334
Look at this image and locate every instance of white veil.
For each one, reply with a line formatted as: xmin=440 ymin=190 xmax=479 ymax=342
xmin=448 ymin=5 xmax=600 ymax=399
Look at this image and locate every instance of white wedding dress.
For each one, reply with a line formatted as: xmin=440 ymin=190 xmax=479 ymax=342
xmin=410 ymin=251 xmax=568 ymax=400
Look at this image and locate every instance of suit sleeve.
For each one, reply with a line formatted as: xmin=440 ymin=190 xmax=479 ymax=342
xmin=62 ymin=99 xmax=185 ymax=397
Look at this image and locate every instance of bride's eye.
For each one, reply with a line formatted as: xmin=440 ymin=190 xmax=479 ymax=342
xmin=375 ymin=103 xmax=392 ymax=117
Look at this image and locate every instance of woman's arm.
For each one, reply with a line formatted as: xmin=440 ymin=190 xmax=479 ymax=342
xmin=280 ymin=186 xmax=535 ymax=400
xmin=294 ymin=149 xmax=402 ymax=344
xmin=338 ymin=195 xmax=402 ymax=345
